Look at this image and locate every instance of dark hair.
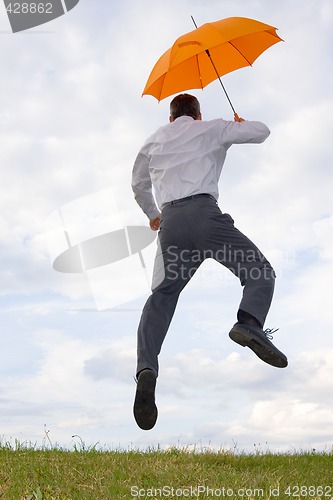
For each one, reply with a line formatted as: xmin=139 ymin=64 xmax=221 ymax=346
xmin=170 ymin=93 xmax=201 ymax=120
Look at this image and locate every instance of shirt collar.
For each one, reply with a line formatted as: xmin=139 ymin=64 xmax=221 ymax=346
xmin=173 ymin=116 xmax=195 ymax=123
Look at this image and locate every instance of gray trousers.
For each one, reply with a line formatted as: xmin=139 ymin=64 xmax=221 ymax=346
xmin=136 ymin=195 xmax=275 ymax=376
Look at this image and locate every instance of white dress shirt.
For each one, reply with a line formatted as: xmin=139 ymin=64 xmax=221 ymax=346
xmin=132 ymin=115 xmax=270 ymax=220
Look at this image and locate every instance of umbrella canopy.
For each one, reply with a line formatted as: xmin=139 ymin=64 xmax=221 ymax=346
xmin=142 ymin=17 xmax=283 ymax=103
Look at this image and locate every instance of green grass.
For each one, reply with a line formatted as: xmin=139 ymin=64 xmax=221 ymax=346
xmin=0 ymin=442 xmax=332 ymax=499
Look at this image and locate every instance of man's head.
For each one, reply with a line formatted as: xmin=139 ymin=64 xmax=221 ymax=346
xmin=169 ymin=93 xmax=201 ymax=122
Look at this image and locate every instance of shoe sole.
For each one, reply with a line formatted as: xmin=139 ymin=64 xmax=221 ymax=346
xmin=133 ymin=370 xmax=158 ymax=430
xmin=229 ymin=325 xmax=288 ymax=368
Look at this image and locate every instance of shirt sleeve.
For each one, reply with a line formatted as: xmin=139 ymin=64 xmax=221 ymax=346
xmin=220 ymin=120 xmax=270 ymax=145
xmin=131 ymin=147 xmax=161 ymax=220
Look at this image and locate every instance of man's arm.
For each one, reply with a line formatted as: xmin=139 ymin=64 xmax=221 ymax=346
xmin=131 ymin=150 xmax=161 ymax=228
xmin=221 ymin=115 xmax=270 ymax=144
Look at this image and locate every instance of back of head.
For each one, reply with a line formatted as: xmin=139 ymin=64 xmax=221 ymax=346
xmin=170 ymin=93 xmax=201 ymax=120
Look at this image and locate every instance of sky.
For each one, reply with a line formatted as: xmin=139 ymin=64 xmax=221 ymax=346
xmin=0 ymin=0 xmax=332 ymax=454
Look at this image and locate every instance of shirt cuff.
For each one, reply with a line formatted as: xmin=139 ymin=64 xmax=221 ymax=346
xmin=147 ymin=208 xmax=161 ymax=220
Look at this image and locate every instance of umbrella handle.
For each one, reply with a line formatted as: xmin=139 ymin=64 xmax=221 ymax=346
xmin=234 ymin=113 xmax=244 ymax=122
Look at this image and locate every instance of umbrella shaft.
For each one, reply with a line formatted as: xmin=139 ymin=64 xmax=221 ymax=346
xmin=205 ymin=49 xmax=236 ymax=114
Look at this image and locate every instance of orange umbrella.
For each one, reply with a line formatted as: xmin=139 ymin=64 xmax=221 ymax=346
xmin=142 ymin=17 xmax=283 ymax=113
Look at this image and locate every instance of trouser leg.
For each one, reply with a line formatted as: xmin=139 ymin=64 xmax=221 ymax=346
xmin=136 ymin=240 xmax=202 ymax=377
xmin=203 ymin=209 xmax=275 ymax=328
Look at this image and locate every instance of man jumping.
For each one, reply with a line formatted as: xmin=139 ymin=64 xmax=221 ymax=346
xmin=131 ymin=93 xmax=287 ymax=430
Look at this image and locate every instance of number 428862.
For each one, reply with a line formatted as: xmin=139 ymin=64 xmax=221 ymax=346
xmin=6 ymin=3 xmax=53 ymax=14
xmin=284 ymin=485 xmax=332 ymax=497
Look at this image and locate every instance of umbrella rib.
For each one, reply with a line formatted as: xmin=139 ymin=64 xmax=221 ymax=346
xmin=228 ymin=41 xmax=253 ymax=66
xmin=195 ymin=53 xmax=204 ymax=90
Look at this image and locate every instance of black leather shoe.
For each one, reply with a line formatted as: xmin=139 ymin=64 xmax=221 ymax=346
xmin=133 ymin=369 xmax=158 ymax=430
xmin=229 ymin=322 xmax=288 ymax=368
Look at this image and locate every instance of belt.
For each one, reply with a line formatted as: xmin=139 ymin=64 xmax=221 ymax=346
xmin=163 ymin=193 xmax=216 ymax=208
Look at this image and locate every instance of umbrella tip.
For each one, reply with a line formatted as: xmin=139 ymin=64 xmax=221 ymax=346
xmin=190 ymin=15 xmax=198 ymax=28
